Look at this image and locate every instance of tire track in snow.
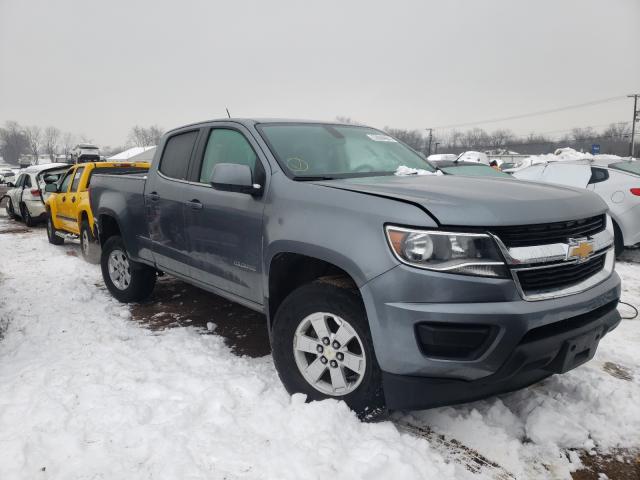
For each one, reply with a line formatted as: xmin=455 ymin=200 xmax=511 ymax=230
xmin=395 ymin=421 xmax=517 ymax=480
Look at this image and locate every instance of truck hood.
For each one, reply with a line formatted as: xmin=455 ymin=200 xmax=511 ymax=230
xmin=314 ymin=175 xmax=607 ymax=226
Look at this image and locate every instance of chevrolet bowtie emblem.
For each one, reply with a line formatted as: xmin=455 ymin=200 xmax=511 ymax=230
xmin=568 ymin=240 xmax=594 ymax=260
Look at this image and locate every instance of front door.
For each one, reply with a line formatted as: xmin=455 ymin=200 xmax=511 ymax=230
xmin=183 ymin=126 xmax=266 ymax=304
xmin=144 ymin=129 xmax=199 ymax=276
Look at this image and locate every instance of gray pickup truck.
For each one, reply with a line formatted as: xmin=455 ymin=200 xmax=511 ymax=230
xmin=90 ymin=119 xmax=621 ymax=417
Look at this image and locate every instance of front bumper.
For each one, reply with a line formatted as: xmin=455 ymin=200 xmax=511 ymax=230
xmin=360 ymin=263 xmax=621 ymax=410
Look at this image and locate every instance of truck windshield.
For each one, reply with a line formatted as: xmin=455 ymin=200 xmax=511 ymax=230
xmin=257 ymin=123 xmax=435 ymax=179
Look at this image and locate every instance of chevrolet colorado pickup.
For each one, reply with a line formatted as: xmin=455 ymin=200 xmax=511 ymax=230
xmin=90 ymin=119 xmax=621 ymax=416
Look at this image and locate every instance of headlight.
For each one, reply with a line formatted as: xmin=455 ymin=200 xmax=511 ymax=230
xmin=385 ymin=226 xmax=508 ymax=277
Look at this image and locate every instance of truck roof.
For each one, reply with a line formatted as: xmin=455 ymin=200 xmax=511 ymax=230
xmin=165 ymin=118 xmax=363 ymax=135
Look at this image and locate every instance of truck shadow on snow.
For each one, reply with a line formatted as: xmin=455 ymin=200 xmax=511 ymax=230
xmin=130 ymin=276 xmax=271 ymax=358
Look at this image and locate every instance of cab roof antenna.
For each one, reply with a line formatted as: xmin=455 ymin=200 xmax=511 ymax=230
xmin=226 ymin=108 xmax=231 ymax=119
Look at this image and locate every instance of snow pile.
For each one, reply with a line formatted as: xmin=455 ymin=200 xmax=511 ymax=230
xmin=0 ymin=224 xmax=461 ymax=480
xmin=395 ymin=165 xmax=443 ymax=176
xmin=526 ymin=147 xmax=625 ymax=166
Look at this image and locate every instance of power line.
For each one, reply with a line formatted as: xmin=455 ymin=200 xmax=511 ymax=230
xmin=431 ymin=95 xmax=628 ymax=130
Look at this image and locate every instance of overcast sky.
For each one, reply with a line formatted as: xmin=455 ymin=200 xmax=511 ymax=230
xmin=1 ymin=0 xmax=639 ymax=147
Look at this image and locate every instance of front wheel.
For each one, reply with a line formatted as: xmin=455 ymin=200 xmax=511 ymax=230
xmin=271 ymin=281 xmax=385 ymax=419
xmin=80 ymin=219 xmax=100 ymax=264
xmin=100 ymin=235 xmax=156 ymax=302
xmin=46 ymin=212 xmax=64 ymax=245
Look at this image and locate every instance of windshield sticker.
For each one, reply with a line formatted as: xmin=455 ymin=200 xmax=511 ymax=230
xmin=286 ymin=157 xmax=309 ymax=172
xmin=367 ymin=134 xmax=397 ymax=143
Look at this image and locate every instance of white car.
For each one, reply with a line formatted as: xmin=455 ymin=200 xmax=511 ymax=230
xmin=3 ymin=163 xmax=70 ymax=226
xmin=514 ymin=159 xmax=640 ymax=256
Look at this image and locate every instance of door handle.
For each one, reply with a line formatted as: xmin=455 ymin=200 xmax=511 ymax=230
xmin=186 ymin=199 xmax=203 ymax=210
xmin=148 ymin=192 xmax=160 ymax=202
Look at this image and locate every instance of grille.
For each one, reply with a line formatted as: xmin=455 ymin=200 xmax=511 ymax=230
xmin=492 ymin=214 xmax=606 ymax=248
xmin=516 ymin=254 xmax=606 ymax=293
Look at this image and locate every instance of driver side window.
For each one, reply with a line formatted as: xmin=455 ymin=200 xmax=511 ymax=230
xmin=199 ymin=129 xmax=257 ymax=184
xmin=59 ymin=170 xmax=74 ymax=192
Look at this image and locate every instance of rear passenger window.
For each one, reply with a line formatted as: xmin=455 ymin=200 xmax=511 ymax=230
xmin=71 ymin=166 xmax=85 ymax=191
xmin=588 ymin=167 xmax=609 ymax=184
xmin=24 ymin=176 xmax=32 ymax=188
xmin=159 ymin=131 xmax=198 ymax=180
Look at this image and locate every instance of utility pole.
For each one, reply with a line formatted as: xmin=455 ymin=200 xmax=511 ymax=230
xmin=426 ymin=128 xmax=433 ymax=157
xmin=629 ymin=94 xmax=639 ymax=158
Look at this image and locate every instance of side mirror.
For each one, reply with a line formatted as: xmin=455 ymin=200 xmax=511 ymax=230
xmin=210 ymin=163 xmax=262 ymax=195
xmin=45 ymin=183 xmax=58 ymax=193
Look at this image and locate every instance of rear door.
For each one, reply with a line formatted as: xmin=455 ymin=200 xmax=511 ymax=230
xmin=54 ymin=168 xmax=75 ymax=230
xmin=144 ymin=129 xmax=200 ymax=276
xmin=65 ymin=166 xmax=86 ymax=234
xmin=182 ymin=124 xmax=267 ymax=304
xmin=10 ymin=174 xmax=26 ymax=212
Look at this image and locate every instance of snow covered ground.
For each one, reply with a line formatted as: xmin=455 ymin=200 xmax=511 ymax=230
xmin=0 ymin=212 xmax=638 ymax=479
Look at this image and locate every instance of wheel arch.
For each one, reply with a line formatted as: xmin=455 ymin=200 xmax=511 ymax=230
xmin=266 ymin=248 xmax=361 ymax=331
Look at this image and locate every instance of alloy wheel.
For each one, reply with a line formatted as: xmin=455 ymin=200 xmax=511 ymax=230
xmin=293 ymin=312 xmax=366 ymax=396
xmin=108 ymin=249 xmax=131 ymax=290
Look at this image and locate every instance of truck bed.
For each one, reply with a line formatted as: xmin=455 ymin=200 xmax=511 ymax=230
xmin=90 ymin=172 xmax=151 ymax=263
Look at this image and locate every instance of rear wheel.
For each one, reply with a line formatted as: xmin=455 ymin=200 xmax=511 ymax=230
xmin=101 ymin=235 xmax=156 ymax=302
xmin=80 ymin=219 xmax=100 ymax=264
xmin=46 ymin=212 xmax=64 ymax=245
xmin=20 ymin=203 xmax=35 ymax=227
xmin=271 ymin=281 xmax=385 ymax=420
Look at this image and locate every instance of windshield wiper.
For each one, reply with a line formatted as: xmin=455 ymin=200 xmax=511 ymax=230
xmin=293 ymin=175 xmax=337 ymax=181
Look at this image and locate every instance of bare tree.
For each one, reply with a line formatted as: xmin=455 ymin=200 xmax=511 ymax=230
xmin=128 ymin=125 xmax=163 ymax=147
xmin=43 ymin=126 xmax=61 ymax=161
xmin=0 ymin=121 xmax=29 ymax=165
xmin=24 ymin=125 xmax=42 ymax=160
xmin=335 ymin=116 xmax=364 ymax=125
xmin=384 ymin=127 xmax=426 ymax=153
xmin=60 ymin=132 xmax=77 ymax=159
xmin=489 ymin=129 xmax=515 ymax=148
xmin=602 ymin=122 xmax=631 ymax=140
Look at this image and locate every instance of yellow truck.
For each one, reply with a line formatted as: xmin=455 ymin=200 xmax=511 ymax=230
xmin=45 ymin=161 xmax=149 ymax=262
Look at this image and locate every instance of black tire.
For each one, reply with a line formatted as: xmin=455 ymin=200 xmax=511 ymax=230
xmin=46 ymin=212 xmax=64 ymax=245
xmin=271 ymin=281 xmax=386 ymax=420
xmin=20 ymin=203 xmax=35 ymax=227
xmin=100 ymin=235 xmax=156 ymax=302
xmin=5 ymin=199 xmax=17 ymax=220
xmin=613 ymin=220 xmax=624 ymax=258
xmin=80 ymin=219 xmax=100 ymax=264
